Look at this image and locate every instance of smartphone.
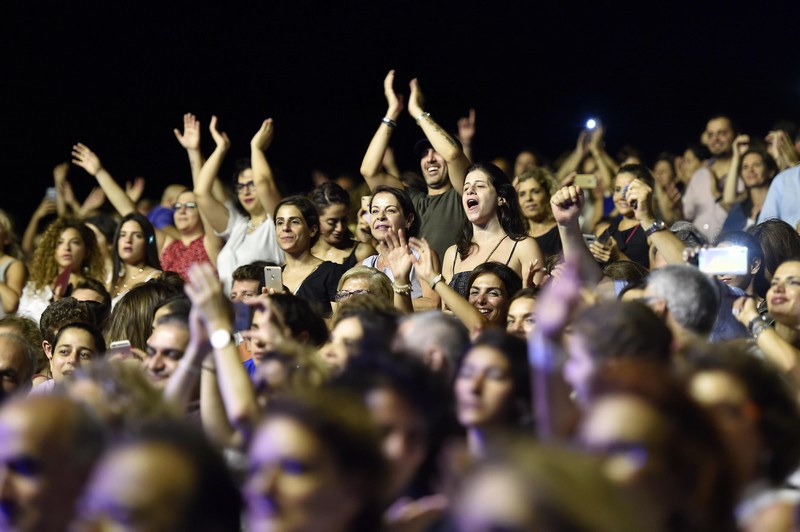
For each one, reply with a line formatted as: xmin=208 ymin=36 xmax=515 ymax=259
xmin=108 ymin=340 xmax=132 ymax=358
xmin=582 ymin=234 xmax=597 ymax=246
xmin=264 ymin=266 xmax=283 ymax=293
xmin=45 ymin=187 xmax=57 ymax=201
xmin=697 ymin=245 xmax=749 ymax=275
xmin=233 ymin=301 xmax=252 ymax=331
xmin=53 ymin=265 xmax=73 ymax=298
xmin=574 ymin=174 xmax=598 ymax=189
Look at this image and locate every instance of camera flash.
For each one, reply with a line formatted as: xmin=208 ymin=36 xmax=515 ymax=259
xmin=585 ymin=118 xmax=597 ymax=130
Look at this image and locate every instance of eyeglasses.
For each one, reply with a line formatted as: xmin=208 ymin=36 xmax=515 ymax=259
xmin=236 ymin=181 xmax=256 ymax=193
xmin=173 ymin=202 xmax=198 ymax=210
xmin=335 ymin=289 xmax=371 ymax=302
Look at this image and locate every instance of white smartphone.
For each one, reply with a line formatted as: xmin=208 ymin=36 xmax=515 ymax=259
xmin=583 ymin=234 xmax=598 ymax=246
xmin=108 ymin=340 xmax=132 ymax=358
xmin=264 ymin=266 xmax=284 ymax=293
xmin=697 ymin=245 xmax=749 ymax=275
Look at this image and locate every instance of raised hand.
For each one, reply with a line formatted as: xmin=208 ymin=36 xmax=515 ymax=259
xmin=408 ymin=236 xmax=437 ymax=285
xmin=52 ymin=161 xmax=70 ymax=184
xmin=250 ymin=118 xmax=275 ymax=151
xmin=623 ymin=178 xmax=655 ymax=223
xmin=125 ymin=177 xmax=146 ymax=203
xmin=384 ymin=69 xmax=404 ymax=120
xmin=550 ymin=185 xmax=584 ymax=226
xmin=380 ymin=228 xmax=413 ymax=283
xmin=209 ymin=115 xmax=231 ymax=151
xmin=173 ymin=113 xmax=202 ymax=151
xmin=71 ymin=143 xmax=103 ymax=176
xmin=731 ymin=134 xmax=750 ymax=160
xmin=81 ymin=186 xmax=107 ymax=213
xmin=185 ymin=262 xmax=234 ymax=328
xmin=457 ymin=108 xmax=477 ymax=144
xmin=407 ymin=78 xmax=426 ymax=119
xmin=588 ymin=121 xmax=605 ymax=153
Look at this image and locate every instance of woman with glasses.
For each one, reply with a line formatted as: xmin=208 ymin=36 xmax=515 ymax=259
xmin=71 ymin=144 xmax=222 ymax=283
xmin=193 ymin=116 xmax=284 ymax=296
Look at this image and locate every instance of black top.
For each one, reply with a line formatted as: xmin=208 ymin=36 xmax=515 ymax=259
xmin=602 ymin=217 xmax=650 ymax=269
xmin=533 ymin=225 xmax=563 ymax=258
xmin=295 ymin=261 xmax=347 ymax=318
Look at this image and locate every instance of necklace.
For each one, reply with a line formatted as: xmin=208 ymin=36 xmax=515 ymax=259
xmin=115 ymin=268 xmax=145 ymax=295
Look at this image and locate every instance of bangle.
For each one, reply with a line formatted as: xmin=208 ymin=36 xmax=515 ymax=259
xmin=381 ymin=117 xmax=397 ymax=128
xmin=392 ymin=282 xmax=412 ymax=295
xmin=748 ymin=314 xmax=771 ymax=339
xmin=430 ymin=273 xmax=444 ymax=290
xmin=415 ymin=112 xmax=430 ymax=125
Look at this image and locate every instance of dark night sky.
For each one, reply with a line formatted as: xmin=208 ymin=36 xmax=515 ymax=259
xmin=5 ymin=2 xmax=800 ymax=230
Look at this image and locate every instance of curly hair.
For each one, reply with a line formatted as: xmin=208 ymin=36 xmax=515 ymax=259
xmin=28 ymin=217 xmax=106 ymax=291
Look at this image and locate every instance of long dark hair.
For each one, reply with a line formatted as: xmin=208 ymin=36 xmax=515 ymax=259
xmin=110 ymin=213 xmax=161 ymax=291
xmin=457 ymin=163 xmax=527 ymax=260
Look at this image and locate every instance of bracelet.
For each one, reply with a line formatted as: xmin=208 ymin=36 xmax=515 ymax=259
xmin=381 ymin=117 xmax=397 ymax=128
xmin=430 ymin=273 xmax=444 ymax=290
xmin=748 ymin=314 xmax=771 ymax=339
xmin=415 ymin=112 xmax=431 ymax=125
xmin=392 ymin=282 xmax=412 ymax=295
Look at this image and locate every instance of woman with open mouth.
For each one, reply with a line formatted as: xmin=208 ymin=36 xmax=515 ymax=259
xmin=442 ymin=162 xmax=544 ymax=300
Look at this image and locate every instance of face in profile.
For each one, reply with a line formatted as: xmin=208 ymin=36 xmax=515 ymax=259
xmin=318 ymin=316 xmax=362 ymax=373
xmin=455 ymin=345 xmax=515 ymax=429
xmin=245 ymin=416 xmax=361 ymax=532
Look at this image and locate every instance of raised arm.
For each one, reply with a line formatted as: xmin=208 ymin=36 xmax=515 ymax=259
xmin=556 ymin=131 xmax=589 ymax=182
xmin=410 ymin=236 xmax=486 ymax=335
xmin=52 ymin=162 xmax=72 ymax=217
xmin=194 ymin=116 xmax=232 ymax=233
xmin=722 ymin=135 xmax=749 ymax=209
xmin=408 ymin=78 xmax=471 ymax=193
xmin=734 ymin=297 xmax=800 ymax=379
xmin=21 ymin=196 xmax=56 ymax=259
xmin=174 ymin=112 xmax=205 ymax=180
xmin=185 ymin=262 xmax=259 ymax=449
xmin=359 ymin=69 xmax=405 ymax=190
xmin=551 ymin=185 xmax=604 ymax=286
xmin=457 ymin=108 xmax=477 ymax=163
xmin=71 ymin=143 xmax=137 ymax=217
xmin=625 ymin=178 xmax=688 ymax=265
xmin=250 ymin=118 xmax=282 ymax=217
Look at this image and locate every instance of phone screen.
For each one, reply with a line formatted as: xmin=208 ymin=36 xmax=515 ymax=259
xmin=233 ymin=301 xmax=252 ymax=331
xmin=698 ymin=246 xmax=749 ymax=275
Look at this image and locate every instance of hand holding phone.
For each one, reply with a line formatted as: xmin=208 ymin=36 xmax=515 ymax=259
xmin=574 ymin=174 xmax=598 ymax=189
xmin=263 ymin=266 xmax=284 ymax=294
xmin=108 ymin=340 xmax=132 ymax=359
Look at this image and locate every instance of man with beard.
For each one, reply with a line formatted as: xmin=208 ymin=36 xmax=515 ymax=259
xmin=682 ymin=115 xmax=738 ymax=241
xmin=360 ymin=70 xmax=472 ymax=260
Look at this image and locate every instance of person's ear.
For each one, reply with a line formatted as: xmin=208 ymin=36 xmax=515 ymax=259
xmin=750 ymin=258 xmax=762 ymax=275
xmin=42 ymin=340 xmax=53 ymax=361
xmin=498 ymin=197 xmax=507 ymax=207
xmin=406 ymin=213 xmax=415 ymax=230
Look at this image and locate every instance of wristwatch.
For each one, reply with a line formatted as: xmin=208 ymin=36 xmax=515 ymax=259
xmin=644 ymin=219 xmax=667 ymax=236
xmin=210 ymin=329 xmax=235 ymax=349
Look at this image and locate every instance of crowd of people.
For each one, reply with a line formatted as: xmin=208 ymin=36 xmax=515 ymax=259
xmin=0 ymin=70 xmax=800 ymax=531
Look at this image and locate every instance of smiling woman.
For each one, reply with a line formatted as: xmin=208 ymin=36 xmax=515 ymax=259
xmin=273 ymin=196 xmax=346 ymax=319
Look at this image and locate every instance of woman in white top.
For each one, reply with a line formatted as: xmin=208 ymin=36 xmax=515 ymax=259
xmin=0 ymin=209 xmax=27 ymax=317
xmin=361 ymin=185 xmax=440 ymax=311
xmin=194 ymin=116 xmax=283 ymax=296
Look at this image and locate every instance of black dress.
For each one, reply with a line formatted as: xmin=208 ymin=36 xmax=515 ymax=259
xmin=600 ymin=217 xmax=649 ymax=269
xmin=294 ymin=261 xmax=348 ymax=318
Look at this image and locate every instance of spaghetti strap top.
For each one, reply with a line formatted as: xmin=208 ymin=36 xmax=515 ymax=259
xmin=449 ymin=235 xmax=514 ymax=299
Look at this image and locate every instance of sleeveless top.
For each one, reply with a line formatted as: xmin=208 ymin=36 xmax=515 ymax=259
xmin=602 ymin=217 xmax=650 ymax=269
xmin=448 ymin=236 xmax=518 ymax=299
xmin=160 ymin=236 xmax=215 ymax=282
